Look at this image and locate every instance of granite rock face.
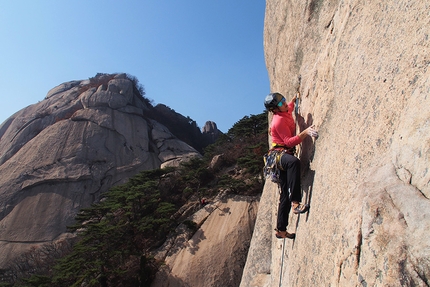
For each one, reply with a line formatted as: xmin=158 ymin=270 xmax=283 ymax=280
xmin=202 ymin=121 xmax=222 ymax=143
xmin=151 ymin=194 xmax=259 ymax=287
xmin=151 ymin=104 xmax=214 ymax=153
xmin=0 ymin=73 xmax=200 ymax=267
xmin=242 ymin=0 xmax=430 ymax=286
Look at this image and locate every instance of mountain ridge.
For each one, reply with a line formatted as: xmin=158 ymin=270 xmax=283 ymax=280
xmin=0 ymin=73 xmax=220 ymax=270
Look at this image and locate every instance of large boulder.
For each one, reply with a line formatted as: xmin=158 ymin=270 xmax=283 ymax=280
xmin=0 ymin=73 xmax=201 ymax=268
xmin=151 ymin=194 xmax=259 ymax=287
xmin=242 ymin=0 xmax=430 ymax=286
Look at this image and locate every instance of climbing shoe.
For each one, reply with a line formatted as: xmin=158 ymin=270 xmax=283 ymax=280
xmin=292 ymin=203 xmax=310 ymax=214
xmin=275 ymin=229 xmax=295 ymax=239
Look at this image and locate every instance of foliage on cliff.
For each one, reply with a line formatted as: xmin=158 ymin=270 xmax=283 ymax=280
xmin=149 ymin=104 xmax=213 ymax=153
xmin=4 ymin=112 xmax=268 ymax=287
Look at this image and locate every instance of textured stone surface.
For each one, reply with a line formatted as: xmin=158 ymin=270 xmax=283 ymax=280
xmin=202 ymin=121 xmax=222 ymax=143
xmin=0 ymin=73 xmax=201 ymax=267
xmin=151 ymin=194 xmax=259 ymax=287
xmin=242 ymin=0 xmax=430 ymax=286
xmin=239 ymin=183 xmax=273 ymax=287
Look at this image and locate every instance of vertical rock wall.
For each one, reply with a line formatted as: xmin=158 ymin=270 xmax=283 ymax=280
xmin=242 ymin=0 xmax=429 ymax=286
xmin=151 ymin=195 xmax=259 ymax=287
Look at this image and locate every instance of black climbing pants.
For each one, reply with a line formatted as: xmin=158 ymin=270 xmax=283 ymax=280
xmin=276 ymin=153 xmax=302 ymax=232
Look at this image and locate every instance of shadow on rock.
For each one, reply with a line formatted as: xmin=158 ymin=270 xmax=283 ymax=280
xmin=296 ymin=112 xmax=317 ymax=224
xmin=188 ymin=230 xmax=206 ymax=255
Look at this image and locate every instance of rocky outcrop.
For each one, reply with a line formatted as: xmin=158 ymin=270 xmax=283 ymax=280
xmin=242 ymin=0 xmax=429 ymax=286
xmin=151 ymin=194 xmax=259 ymax=287
xmin=151 ymin=105 xmax=220 ymax=153
xmin=0 ymin=73 xmax=201 ymax=268
xmin=202 ymin=121 xmax=222 ymax=143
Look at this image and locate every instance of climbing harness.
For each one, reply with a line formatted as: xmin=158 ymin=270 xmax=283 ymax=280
xmin=263 ymin=149 xmax=282 ymax=183
xmin=263 ymin=146 xmax=293 ymax=184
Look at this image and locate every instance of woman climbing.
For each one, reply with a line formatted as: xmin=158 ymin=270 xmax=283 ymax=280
xmin=264 ymin=92 xmax=318 ymax=239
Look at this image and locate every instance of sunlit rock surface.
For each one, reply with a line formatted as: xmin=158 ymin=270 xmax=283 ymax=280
xmin=0 ymin=73 xmax=200 ymax=267
xmin=242 ymin=0 xmax=430 ymax=286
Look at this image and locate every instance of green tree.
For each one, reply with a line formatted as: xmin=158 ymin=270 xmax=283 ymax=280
xmin=227 ymin=112 xmax=268 ymax=140
xmin=9 ymin=112 xmax=269 ymax=286
xmin=52 ymin=169 xmax=178 ymax=287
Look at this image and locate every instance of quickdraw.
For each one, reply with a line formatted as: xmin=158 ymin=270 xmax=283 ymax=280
xmin=263 ymin=149 xmax=286 ymax=183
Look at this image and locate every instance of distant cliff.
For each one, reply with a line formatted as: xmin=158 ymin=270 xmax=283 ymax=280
xmin=242 ymin=0 xmax=430 ymax=286
xmin=151 ymin=104 xmax=221 ymax=153
xmin=0 ymin=73 xmax=218 ymax=268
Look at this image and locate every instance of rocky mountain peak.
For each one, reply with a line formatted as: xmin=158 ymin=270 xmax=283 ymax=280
xmin=201 ymin=120 xmax=218 ymax=133
xmin=0 ymin=73 xmax=203 ymax=268
xmin=202 ymin=121 xmax=222 ymax=143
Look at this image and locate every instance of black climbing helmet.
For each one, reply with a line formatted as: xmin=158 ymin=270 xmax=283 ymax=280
xmin=264 ymin=92 xmax=284 ymax=111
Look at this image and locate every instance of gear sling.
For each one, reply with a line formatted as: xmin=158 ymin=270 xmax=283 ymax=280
xmin=263 ymin=145 xmax=295 ymax=184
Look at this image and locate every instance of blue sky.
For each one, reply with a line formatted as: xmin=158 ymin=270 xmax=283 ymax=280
xmin=0 ymin=1 xmax=269 ymax=133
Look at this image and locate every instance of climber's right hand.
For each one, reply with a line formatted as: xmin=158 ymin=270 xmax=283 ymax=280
xmin=299 ymin=125 xmax=318 ymax=140
xmin=306 ymin=125 xmax=318 ymax=137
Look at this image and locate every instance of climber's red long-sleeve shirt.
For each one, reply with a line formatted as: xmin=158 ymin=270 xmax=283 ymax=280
xmin=270 ymin=101 xmax=302 ymax=148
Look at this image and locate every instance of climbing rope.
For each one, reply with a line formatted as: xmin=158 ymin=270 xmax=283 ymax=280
xmin=278 ymin=86 xmax=301 ymax=287
xmin=277 ymin=184 xmax=287 ymax=287
xmin=279 ymin=237 xmax=286 ymax=287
